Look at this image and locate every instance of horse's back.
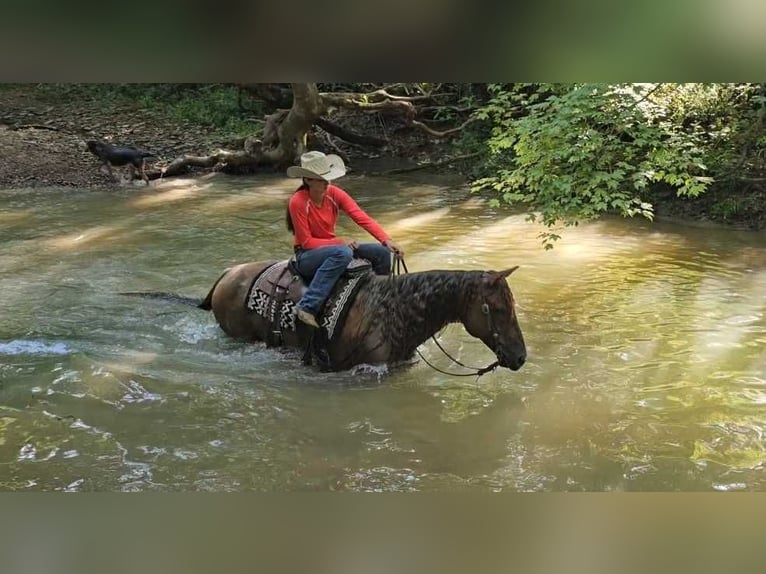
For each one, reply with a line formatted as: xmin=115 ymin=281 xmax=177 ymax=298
xmin=204 ymin=258 xmax=380 ymax=368
xmin=208 ymin=260 xmax=277 ymax=339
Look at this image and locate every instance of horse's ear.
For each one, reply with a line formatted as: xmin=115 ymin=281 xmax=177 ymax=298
xmin=483 ymin=266 xmax=519 ymax=286
xmin=500 ymin=266 xmax=519 ymax=278
xmin=493 ymin=266 xmax=519 ymax=282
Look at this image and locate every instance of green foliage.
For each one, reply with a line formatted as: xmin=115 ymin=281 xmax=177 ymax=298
xmin=710 ymin=197 xmax=743 ymax=220
xmin=707 ymin=191 xmax=763 ymax=222
xmin=162 ymin=86 xmax=257 ymax=134
xmin=16 ymin=82 xmax=763 ymax=240
xmin=35 ymin=83 xmax=261 ymax=136
xmin=668 ymin=84 xmax=766 ymax=181
xmin=471 ymin=83 xmax=725 ymax=246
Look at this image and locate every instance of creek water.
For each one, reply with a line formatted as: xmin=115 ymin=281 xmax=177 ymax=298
xmin=1 ymin=173 xmax=765 ymax=491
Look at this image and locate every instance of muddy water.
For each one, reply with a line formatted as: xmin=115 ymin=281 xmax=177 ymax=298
xmin=1 ymin=173 xmax=765 ymax=491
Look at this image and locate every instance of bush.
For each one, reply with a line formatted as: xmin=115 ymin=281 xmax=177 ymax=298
xmin=470 ymin=83 xmax=725 ymax=245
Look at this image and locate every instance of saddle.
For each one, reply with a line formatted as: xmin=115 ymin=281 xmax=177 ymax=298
xmin=245 ymin=256 xmax=372 ymax=348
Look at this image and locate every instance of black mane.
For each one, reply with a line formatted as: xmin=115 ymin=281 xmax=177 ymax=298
xmin=360 ymin=270 xmax=484 ymax=361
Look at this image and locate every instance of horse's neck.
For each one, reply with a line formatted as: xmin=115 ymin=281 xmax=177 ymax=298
xmin=381 ymin=271 xmax=478 ymax=357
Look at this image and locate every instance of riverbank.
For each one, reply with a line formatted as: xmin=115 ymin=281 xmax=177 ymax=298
xmin=0 ymin=84 xmax=443 ymax=189
xmin=1 ymin=84 xmax=764 ymax=230
xmin=0 ymin=84 xmax=239 ymax=188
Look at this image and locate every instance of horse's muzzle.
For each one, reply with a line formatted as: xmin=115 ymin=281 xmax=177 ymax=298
xmin=499 ymin=350 xmax=526 ymax=371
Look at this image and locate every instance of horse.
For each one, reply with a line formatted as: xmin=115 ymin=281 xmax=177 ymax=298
xmin=197 ymin=260 xmax=527 ymax=373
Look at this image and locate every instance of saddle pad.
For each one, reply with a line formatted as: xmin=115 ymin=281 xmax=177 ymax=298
xmin=244 ymin=258 xmax=372 ymax=340
xmin=245 ymin=261 xmax=298 ymax=332
xmin=320 ymin=273 xmax=368 ymax=340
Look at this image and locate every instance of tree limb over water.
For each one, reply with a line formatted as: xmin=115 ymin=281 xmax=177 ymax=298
xmin=144 ymin=83 xmax=480 ymax=180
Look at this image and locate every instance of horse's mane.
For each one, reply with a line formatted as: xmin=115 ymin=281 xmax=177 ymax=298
xmin=358 ymin=270 xmax=485 ymax=361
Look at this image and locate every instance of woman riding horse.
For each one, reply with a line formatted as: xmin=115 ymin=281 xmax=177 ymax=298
xmin=200 ymin=262 xmax=527 ymax=373
xmin=128 ymin=152 xmax=527 ymax=373
xmin=196 ymin=152 xmax=526 ymax=373
xmin=285 ymin=151 xmax=404 ymax=329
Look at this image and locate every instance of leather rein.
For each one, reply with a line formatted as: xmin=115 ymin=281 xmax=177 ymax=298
xmin=393 ymin=256 xmax=499 ymax=378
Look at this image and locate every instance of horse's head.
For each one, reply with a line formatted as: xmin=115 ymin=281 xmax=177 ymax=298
xmin=462 ymin=266 xmax=527 ymax=371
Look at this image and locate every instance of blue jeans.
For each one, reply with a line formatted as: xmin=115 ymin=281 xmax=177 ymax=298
xmin=294 ymin=243 xmax=391 ymax=315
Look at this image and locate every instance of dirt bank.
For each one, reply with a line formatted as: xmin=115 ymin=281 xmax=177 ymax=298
xmin=0 ymin=85 xmax=238 ymax=188
xmin=648 ymin=182 xmax=766 ymax=231
xmin=0 ymin=85 xmax=442 ymax=189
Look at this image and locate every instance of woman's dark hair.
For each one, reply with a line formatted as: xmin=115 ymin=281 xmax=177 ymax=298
xmin=285 ymin=182 xmax=309 ymax=233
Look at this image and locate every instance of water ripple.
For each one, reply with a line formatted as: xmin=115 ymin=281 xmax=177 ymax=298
xmin=3 ymin=178 xmax=766 ymax=492
xmin=0 ymin=340 xmax=70 ymax=355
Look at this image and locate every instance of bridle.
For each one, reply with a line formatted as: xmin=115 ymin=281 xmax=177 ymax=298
xmin=393 ymin=256 xmax=500 ymax=379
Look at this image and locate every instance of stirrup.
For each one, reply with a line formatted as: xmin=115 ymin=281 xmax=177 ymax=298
xmin=296 ymin=308 xmax=320 ymax=328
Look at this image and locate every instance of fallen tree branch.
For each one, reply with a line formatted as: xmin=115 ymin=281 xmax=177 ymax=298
xmin=371 ymin=86 xmax=456 ymax=102
xmin=410 ymin=116 xmax=479 ymax=138
xmin=145 ymin=147 xmax=276 ymax=180
xmin=320 ymin=93 xmax=416 ymax=117
xmin=367 ymin=88 xmax=434 ymax=103
xmin=8 ymin=123 xmax=60 ymax=131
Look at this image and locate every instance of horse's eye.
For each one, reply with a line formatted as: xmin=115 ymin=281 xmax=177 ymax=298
xmin=481 ymin=303 xmax=489 ymax=315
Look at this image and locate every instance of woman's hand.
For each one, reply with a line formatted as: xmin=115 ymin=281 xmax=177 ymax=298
xmin=384 ymin=240 xmax=404 ymax=257
xmin=346 ymin=239 xmax=360 ymax=250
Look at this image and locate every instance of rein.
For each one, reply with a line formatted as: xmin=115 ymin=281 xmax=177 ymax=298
xmin=393 ymin=256 xmax=500 ymax=379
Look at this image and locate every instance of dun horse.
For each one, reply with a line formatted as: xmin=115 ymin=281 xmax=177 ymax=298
xmin=198 ymin=259 xmax=527 ymax=373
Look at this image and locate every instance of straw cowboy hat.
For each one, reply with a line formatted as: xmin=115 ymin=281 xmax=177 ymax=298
xmin=286 ymin=151 xmax=346 ymax=181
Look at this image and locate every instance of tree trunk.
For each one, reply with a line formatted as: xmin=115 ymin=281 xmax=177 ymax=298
xmin=141 ymin=83 xmax=479 ymax=183
xmin=274 ymin=83 xmax=325 ymax=166
xmin=145 ymin=83 xmax=326 ymax=180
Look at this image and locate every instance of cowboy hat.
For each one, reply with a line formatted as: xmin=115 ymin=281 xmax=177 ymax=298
xmin=286 ymin=151 xmax=346 ymax=181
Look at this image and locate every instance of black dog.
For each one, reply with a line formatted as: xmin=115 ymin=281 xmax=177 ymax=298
xmin=86 ymin=140 xmax=155 ymax=185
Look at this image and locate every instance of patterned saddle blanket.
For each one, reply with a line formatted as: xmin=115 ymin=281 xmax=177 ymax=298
xmin=245 ymin=257 xmax=372 ymax=347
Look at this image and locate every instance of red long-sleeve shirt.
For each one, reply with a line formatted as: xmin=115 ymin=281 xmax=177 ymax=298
xmin=289 ymin=184 xmax=390 ymax=250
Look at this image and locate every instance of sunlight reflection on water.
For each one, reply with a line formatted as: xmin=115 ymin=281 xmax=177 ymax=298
xmin=0 ymin=340 xmax=70 ymax=355
xmin=1 ymin=177 xmax=766 ymax=491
